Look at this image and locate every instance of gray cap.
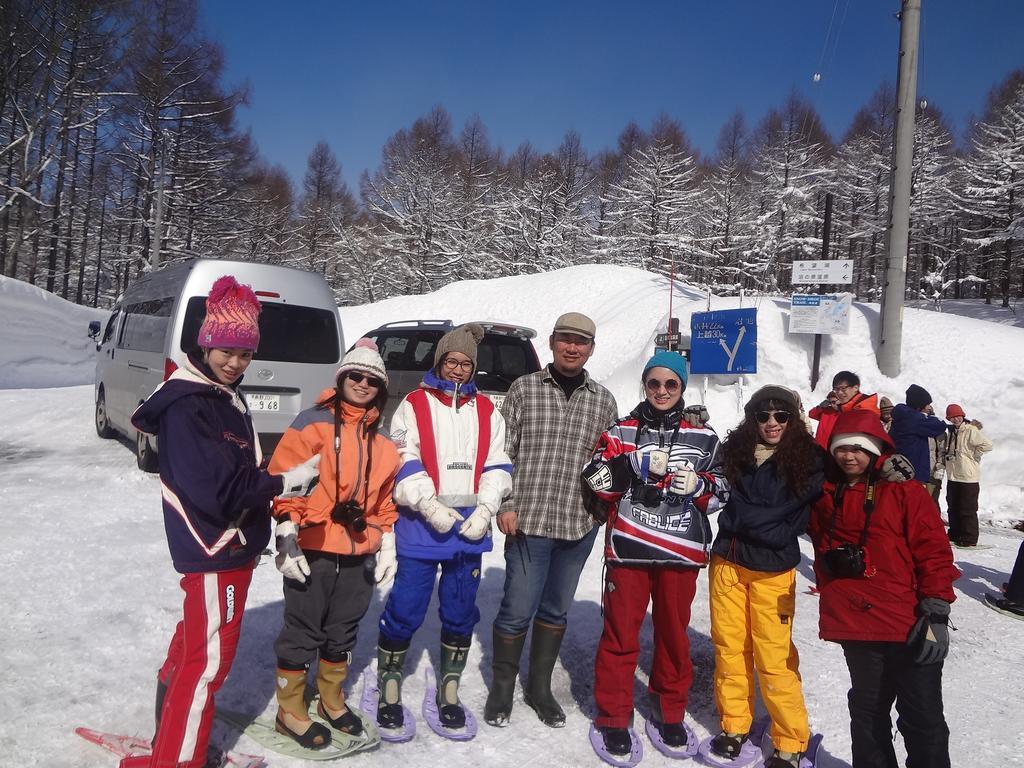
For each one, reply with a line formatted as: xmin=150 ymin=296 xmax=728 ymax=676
xmin=553 ymin=312 xmax=596 ymax=340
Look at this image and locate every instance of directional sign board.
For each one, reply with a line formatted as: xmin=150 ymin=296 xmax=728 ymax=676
xmin=791 ymin=259 xmax=853 ymax=285
xmin=689 ymin=308 xmax=757 ymax=374
xmin=655 ymin=332 xmax=681 ymax=347
xmin=790 ymin=293 xmax=852 ymax=335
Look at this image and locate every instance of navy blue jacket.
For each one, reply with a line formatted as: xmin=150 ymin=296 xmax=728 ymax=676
xmin=712 ymin=451 xmax=825 ymax=572
xmin=131 ymin=356 xmax=280 ymax=573
xmin=889 ymin=404 xmax=948 ymax=481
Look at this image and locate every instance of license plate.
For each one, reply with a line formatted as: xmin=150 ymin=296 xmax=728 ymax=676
xmin=247 ymin=393 xmax=280 ymax=412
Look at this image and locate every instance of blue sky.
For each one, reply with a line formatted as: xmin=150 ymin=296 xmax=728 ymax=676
xmin=201 ymin=0 xmax=1024 ymax=192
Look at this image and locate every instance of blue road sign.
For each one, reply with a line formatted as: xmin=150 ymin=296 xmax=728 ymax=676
xmin=689 ymin=308 xmax=757 ymax=374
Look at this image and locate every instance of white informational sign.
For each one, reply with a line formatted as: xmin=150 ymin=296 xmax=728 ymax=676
xmin=791 ymin=259 xmax=853 ymax=285
xmin=790 ymin=293 xmax=852 ymax=335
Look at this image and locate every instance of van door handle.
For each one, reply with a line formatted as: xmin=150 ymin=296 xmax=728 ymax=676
xmin=128 ymin=362 xmax=147 ymax=371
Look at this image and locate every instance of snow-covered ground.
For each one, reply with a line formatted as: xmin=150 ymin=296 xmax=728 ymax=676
xmin=1 ymin=267 xmax=1023 ymax=768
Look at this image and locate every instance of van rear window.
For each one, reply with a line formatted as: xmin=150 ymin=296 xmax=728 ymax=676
xmin=182 ymin=297 xmax=340 ymax=364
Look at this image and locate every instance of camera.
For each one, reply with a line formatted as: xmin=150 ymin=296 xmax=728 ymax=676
xmin=331 ymin=500 xmax=367 ymax=533
xmin=821 ymin=544 xmax=867 ymax=579
xmin=632 ymin=484 xmax=663 ymax=508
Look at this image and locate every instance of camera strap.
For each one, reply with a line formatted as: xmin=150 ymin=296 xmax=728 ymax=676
xmin=827 ymin=477 xmax=877 ymax=550
xmin=333 ymin=394 xmax=374 ymax=508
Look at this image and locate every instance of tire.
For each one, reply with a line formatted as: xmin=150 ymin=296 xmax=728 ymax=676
xmin=95 ymin=388 xmax=116 ymax=439
xmin=137 ymin=429 xmax=159 ymax=473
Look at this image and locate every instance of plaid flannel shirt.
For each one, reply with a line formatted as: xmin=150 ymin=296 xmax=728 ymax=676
xmin=500 ymin=366 xmax=618 ymax=541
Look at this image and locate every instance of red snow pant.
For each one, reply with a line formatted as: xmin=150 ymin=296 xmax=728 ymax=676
xmin=120 ymin=565 xmax=253 ymax=768
xmin=594 ymin=563 xmax=699 ymax=728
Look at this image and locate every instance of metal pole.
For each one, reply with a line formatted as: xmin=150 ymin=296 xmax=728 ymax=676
xmin=668 ymin=250 xmax=675 ymax=350
xmin=877 ymin=0 xmax=920 ymax=376
xmin=811 ymin=192 xmax=834 ymax=391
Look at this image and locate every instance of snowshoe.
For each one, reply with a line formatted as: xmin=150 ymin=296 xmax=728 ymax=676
xmin=697 ymin=717 xmax=769 ymax=768
xmin=358 ymin=670 xmax=415 ymax=743
xmin=422 ymin=666 xmax=477 ymax=741
xmin=589 ymin=722 xmax=643 ymax=767
xmin=759 ymin=726 xmax=824 ymax=768
xmin=214 ymin=709 xmax=358 ymax=761
xmin=645 ymin=717 xmax=698 ymax=759
xmin=984 ymin=593 xmax=1024 ymax=621
xmin=75 ymin=726 xmax=266 ymax=768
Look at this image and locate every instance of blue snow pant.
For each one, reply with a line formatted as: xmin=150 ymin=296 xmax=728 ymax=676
xmin=378 ymin=553 xmax=483 ymax=643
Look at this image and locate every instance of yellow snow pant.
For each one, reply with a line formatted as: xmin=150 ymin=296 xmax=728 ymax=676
xmin=709 ymin=555 xmax=809 ymax=753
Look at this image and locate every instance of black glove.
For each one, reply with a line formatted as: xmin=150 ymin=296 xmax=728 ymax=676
xmin=681 ymin=404 xmax=710 ymax=428
xmin=816 ymin=399 xmax=837 ymax=411
xmin=906 ymin=597 xmax=950 ymax=665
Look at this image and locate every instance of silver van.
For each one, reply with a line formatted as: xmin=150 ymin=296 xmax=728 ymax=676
xmin=88 ymin=258 xmax=344 ymax=470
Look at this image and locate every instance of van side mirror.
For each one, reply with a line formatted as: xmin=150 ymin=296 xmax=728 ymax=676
xmin=88 ymin=320 xmax=101 ymax=341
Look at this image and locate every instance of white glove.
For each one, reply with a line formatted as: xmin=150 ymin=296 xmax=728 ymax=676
xmin=374 ymin=532 xmax=397 ymax=590
xmin=420 ymin=497 xmax=465 ymax=534
xmin=459 ymin=506 xmax=493 ymax=541
xmin=629 ymin=448 xmax=670 ymax=479
xmin=278 ymin=454 xmax=321 ymax=499
xmin=670 ymin=463 xmax=704 ymax=497
xmin=274 ymin=519 xmax=310 ymax=583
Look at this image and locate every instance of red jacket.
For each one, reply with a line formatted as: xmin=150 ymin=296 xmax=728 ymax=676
xmin=808 ymin=410 xmax=958 ymax=642
xmin=809 ymin=392 xmax=880 ymax=451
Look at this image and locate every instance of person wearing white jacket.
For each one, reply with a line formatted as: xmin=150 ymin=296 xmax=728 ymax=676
xmin=943 ymin=403 xmax=993 ymax=547
xmin=374 ymin=323 xmax=513 ymax=738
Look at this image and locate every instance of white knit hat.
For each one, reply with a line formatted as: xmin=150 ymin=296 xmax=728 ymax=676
xmin=830 ymin=432 xmax=884 ymax=457
xmin=336 ymin=338 xmax=388 ymax=387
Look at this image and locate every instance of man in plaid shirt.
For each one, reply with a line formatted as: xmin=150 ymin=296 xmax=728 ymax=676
xmin=484 ymin=312 xmax=618 ymax=729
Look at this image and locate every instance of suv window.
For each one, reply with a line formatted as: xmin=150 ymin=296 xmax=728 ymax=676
xmin=181 ymin=296 xmax=340 ymax=363
xmin=365 ymin=328 xmax=539 ymax=390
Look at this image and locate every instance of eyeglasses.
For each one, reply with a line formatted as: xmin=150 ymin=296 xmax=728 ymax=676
xmin=346 ymin=372 xmax=382 ymax=388
xmin=755 ymin=410 xmax=791 ymax=424
xmin=834 ymin=384 xmax=855 ymax=393
xmin=443 ymin=357 xmax=474 ymax=372
xmin=644 ymin=378 xmax=681 ymax=393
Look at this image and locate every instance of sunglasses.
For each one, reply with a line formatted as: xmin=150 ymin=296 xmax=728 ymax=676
xmin=644 ymin=378 xmax=681 ymax=393
xmin=755 ymin=410 xmax=791 ymax=424
xmin=346 ymin=372 xmax=383 ymax=388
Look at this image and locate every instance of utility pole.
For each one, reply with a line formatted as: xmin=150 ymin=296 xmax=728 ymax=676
xmin=877 ymin=0 xmax=921 ymax=376
xmin=151 ymin=137 xmax=166 ymax=269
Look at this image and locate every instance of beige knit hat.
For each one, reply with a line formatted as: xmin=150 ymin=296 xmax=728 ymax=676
xmin=336 ymin=338 xmax=388 ymax=386
xmin=434 ymin=323 xmax=485 ymax=369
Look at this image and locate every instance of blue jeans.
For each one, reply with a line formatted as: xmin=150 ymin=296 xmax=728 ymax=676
xmin=379 ymin=553 xmax=483 ymax=643
xmin=493 ymin=526 xmax=600 ymax=635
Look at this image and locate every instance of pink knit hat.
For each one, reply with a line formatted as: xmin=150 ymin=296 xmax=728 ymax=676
xmin=197 ymin=275 xmax=261 ymax=351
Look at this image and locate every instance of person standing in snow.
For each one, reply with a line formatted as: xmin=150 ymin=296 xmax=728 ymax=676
xmin=925 ymin=422 xmax=947 ymax=505
xmin=889 ymin=384 xmax=948 ymax=484
xmin=374 ymin=323 xmax=512 ymax=735
xmin=706 ymin=386 xmax=824 ymax=768
xmin=267 ymin=339 xmax=400 ymax=749
xmin=808 ymin=410 xmax=958 ymax=768
xmin=985 ymin=541 xmax=1024 ymax=620
xmin=808 ymin=371 xmax=880 ymax=451
xmin=581 ymin=352 xmax=727 ymax=758
xmin=943 ymin=403 xmax=993 ymax=548
xmin=125 ymin=276 xmax=320 ymax=768
xmin=878 ymin=396 xmax=894 ymax=432
xmin=484 ymin=312 xmax=619 ymax=729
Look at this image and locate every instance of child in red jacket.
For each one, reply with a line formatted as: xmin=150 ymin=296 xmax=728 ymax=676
xmin=808 ymin=410 xmax=959 ymax=768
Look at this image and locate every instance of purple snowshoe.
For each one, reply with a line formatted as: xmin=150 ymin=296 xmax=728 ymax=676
xmin=359 ymin=670 xmax=415 ymax=743
xmin=645 ymin=718 xmax=698 ymax=759
xmin=589 ymin=722 xmax=643 ymax=768
xmin=760 ymin=727 xmax=824 ymax=768
xmin=422 ymin=666 xmax=477 ymax=741
xmin=697 ymin=716 xmax=769 ymax=768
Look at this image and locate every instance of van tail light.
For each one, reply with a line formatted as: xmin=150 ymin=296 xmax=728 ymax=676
xmin=255 ymin=290 xmax=280 ymax=298
xmin=164 ymin=358 xmax=178 ymax=381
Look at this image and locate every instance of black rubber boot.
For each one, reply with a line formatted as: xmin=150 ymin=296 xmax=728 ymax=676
xmin=655 ymin=720 xmax=689 ymax=748
xmin=376 ymin=637 xmax=410 ymax=730
xmin=436 ymin=632 xmax=471 ymax=729
xmin=710 ymin=731 xmax=748 ymax=759
xmin=484 ymin=628 xmax=527 ymax=727
xmin=523 ymin=620 xmax=567 ymax=728
xmin=601 ymin=726 xmax=633 ymax=756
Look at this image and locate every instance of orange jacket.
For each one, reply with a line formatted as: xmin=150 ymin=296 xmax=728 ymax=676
xmin=269 ymin=388 xmax=400 ymax=556
xmin=809 ymin=392 xmax=880 ymax=451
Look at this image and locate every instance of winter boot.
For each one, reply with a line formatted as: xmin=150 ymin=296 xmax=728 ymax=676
xmin=316 ymin=656 xmax=363 ymax=736
xmin=484 ymin=628 xmax=526 ymax=727
xmin=376 ymin=637 xmax=410 ymax=730
xmin=274 ymin=667 xmax=332 ymax=750
xmin=600 ymin=726 xmax=633 ymax=756
xmin=654 ymin=720 xmax=689 ymax=748
xmin=436 ymin=632 xmax=472 ymax=729
xmin=765 ymin=749 xmax=803 ymax=768
xmin=523 ymin=620 xmax=567 ymax=728
xmin=710 ymin=730 xmax=749 ymax=760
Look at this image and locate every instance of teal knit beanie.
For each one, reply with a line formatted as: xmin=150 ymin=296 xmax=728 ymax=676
xmin=643 ymin=351 xmax=688 ymax=387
